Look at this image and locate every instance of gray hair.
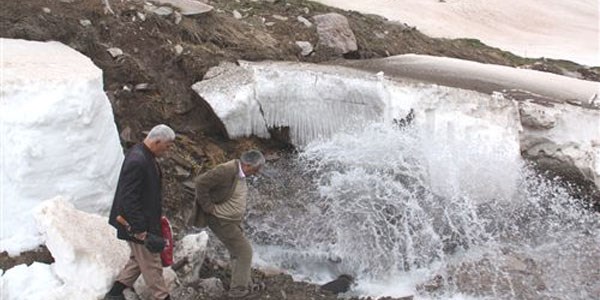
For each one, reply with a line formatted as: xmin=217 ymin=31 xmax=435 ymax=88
xmin=240 ymin=150 xmax=265 ymax=168
xmin=146 ymin=124 xmax=176 ymax=142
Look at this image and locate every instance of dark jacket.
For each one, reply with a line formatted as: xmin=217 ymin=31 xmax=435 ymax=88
xmin=109 ymin=143 xmax=163 ymax=242
xmin=192 ymin=159 xmax=239 ymax=227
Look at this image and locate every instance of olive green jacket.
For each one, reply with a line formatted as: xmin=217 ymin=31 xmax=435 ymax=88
xmin=192 ymin=159 xmax=239 ymax=227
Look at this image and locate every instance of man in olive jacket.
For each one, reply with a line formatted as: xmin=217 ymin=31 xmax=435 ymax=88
xmin=105 ymin=124 xmax=175 ymax=300
xmin=194 ymin=150 xmax=266 ymax=298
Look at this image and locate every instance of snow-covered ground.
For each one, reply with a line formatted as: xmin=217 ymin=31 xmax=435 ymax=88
xmin=314 ymin=0 xmax=599 ymax=66
xmin=0 ymin=39 xmax=124 ymax=255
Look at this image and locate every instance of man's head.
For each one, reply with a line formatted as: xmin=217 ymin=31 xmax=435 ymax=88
xmin=143 ymin=124 xmax=175 ymax=157
xmin=240 ymin=150 xmax=265 ymax=176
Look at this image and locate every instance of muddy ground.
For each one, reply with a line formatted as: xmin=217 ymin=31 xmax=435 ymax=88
xmin=1 ymin=0 xmax=598 ymax=298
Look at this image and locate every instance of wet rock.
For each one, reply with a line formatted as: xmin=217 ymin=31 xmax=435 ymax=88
xmin=320 ymin=274 xmax=354 ymax=294
xmin=312 ymin=13 xmax=357 ymax=54
xmin=519 ymin=101 xmax=557 ymax=129
xmin=295 ymin=41 xmax=313 ymax=56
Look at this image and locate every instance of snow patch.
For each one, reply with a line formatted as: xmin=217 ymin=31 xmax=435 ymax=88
xmin=34 ymin=196 xmax=129 ymax=299
xmin=314 ymin=0 xmax=599 ymax=66
xmin=0 ymin=262 xmax=63 ymax=300
xmin=0 ymin=38 xmax=124 ymax=255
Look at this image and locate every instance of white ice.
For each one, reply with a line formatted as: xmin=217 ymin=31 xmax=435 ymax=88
xmin=193 ymin=58 xmax=600 ymax=190
xmin=0 ymin=38 xmax=124 ymax=255
xmin=313 ymin=0 xmax=599 ymax=66
xmin=34 ymin=197 xmax=130 ymax=299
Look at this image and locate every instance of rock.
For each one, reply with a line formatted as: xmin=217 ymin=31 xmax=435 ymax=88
xmin=174 ymin=11 xmax=182 ymax=24
xmin=312 ymin=13 xmax=357 ymax=54
xmin=120 ymin=126 xmax=136 ymax=143
xmin=79 ymin=19 xmax=92 ymax=27
xmin=295 ymin=41 xmax=313 ymax=56
xmin=174 ymin=232 xmax=209 ymax=284
xmin=196 ymin=277 xmax=225 ymax=297
xmin=265 ymin=22 xmax=275 ymax=27
xmin=134 ymin=267 xmax=178 ymax=300
xmin=148 ymin=0 xmax=213 ymax=15
xmin=174 ymin=44 xmax=184 ymax=55
xmin=272 ymin=14 xmax=288 ymax=21
xmin=136 ymin=12 xmax=146 ymax=21
xmin=265 ymin=0 xmax=278 ymax=3
xmin=175 ymin=165 xmax=191 ymax=178
xmin=154 ymin=6 xmax=174 ymax=16
xmin=107 ymin=47 xmax=124 ymax=58
xmin=296 ymin=15 xmax=312 ymax=27
xmin=519 ymin=100 xmax=600 ymax=189
xmin=233 ymin=10 xmax=242 ymax=19
xmin=519 ymin=101 xmax=557 ymax=129
xmin=320 ymin=274 xmax=354 ymax=294
xmin=42 ymin=7 xmax=51 ymax=13
xmin=34 ymin=197 xmax=130 ymax=298
xmin=134 ymin=83 xmax=151 ymax=91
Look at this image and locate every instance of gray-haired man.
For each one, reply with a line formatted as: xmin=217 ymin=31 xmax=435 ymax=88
xmin=106 ymin=124 xmax=175 ymax=300
xmin=194 ymin=150 xmax=266 ymax=298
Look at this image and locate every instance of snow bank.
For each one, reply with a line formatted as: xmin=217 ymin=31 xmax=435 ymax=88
xmin=314 ymin=0 xmax=598 ymax=66
xmin=0 ymin=38 xmax=124 ymax=255
xmin=363 ymin=54 xmax=600 ymax=106
xmin=34 ymin=197 xmax=129 ymax=299
xmin=0 ymin=262 xmax=63 ymax=300
xmin=193 ymin=60 xmax=600 ymax=190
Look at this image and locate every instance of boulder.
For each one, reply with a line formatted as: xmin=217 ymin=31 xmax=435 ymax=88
xmin=34 ymin=197 xmax=130 ymax=299
xmin=519 ymin=100 xmax=600 ymax=189
xmin=312 ymin=13 xmax=357 ymax=54
xmin=148 ymin=0 xmax=213 ymax=15
xmin=295 ymin=41 xmax=313 ymax=56
xmin=174 ymin=232 xmax=209 ymax=284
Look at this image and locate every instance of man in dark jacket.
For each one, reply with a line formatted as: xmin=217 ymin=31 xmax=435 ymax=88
xmin=194 ymin=150 xmax=266 ymax=298
xmin=105 ymin=124 xmax=175 ymax=300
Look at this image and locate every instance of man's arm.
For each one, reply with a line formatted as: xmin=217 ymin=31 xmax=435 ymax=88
xmin=194 ymin=164 xmax=228 ymax=214
xmin=119 ymin=160 xmax=147 ymax=234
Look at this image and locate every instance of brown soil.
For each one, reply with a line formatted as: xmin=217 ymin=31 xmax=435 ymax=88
xmin=1 ymin=0 xmax=597 ymax=298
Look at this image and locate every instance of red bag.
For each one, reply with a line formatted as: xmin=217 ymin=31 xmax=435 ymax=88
xmin=160 ymin=216 xmax=174 ymax=267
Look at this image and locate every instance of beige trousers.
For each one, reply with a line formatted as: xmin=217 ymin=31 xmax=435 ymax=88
xmin=116 ymin=241 xmax=169 ymax=300
xmin=207 ymin=215 xmax=253 ymax=289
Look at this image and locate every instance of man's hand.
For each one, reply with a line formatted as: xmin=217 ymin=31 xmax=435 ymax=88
xmin=134 ymin=231 xmax=148 ymax=241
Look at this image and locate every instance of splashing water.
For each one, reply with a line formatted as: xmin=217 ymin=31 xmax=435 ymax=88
xmin=246 ymin=122 xmax=600 ymax=300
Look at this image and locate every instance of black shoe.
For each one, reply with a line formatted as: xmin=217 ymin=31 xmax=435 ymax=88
xmin=103 ymin=294 xmax=125 ymax=300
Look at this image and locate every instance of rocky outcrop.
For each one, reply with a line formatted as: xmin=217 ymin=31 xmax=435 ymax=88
xmin=312 ymin=13 xmax=357 ymax=54
xmin=519 ymin=100 xmax=600 ymax=189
